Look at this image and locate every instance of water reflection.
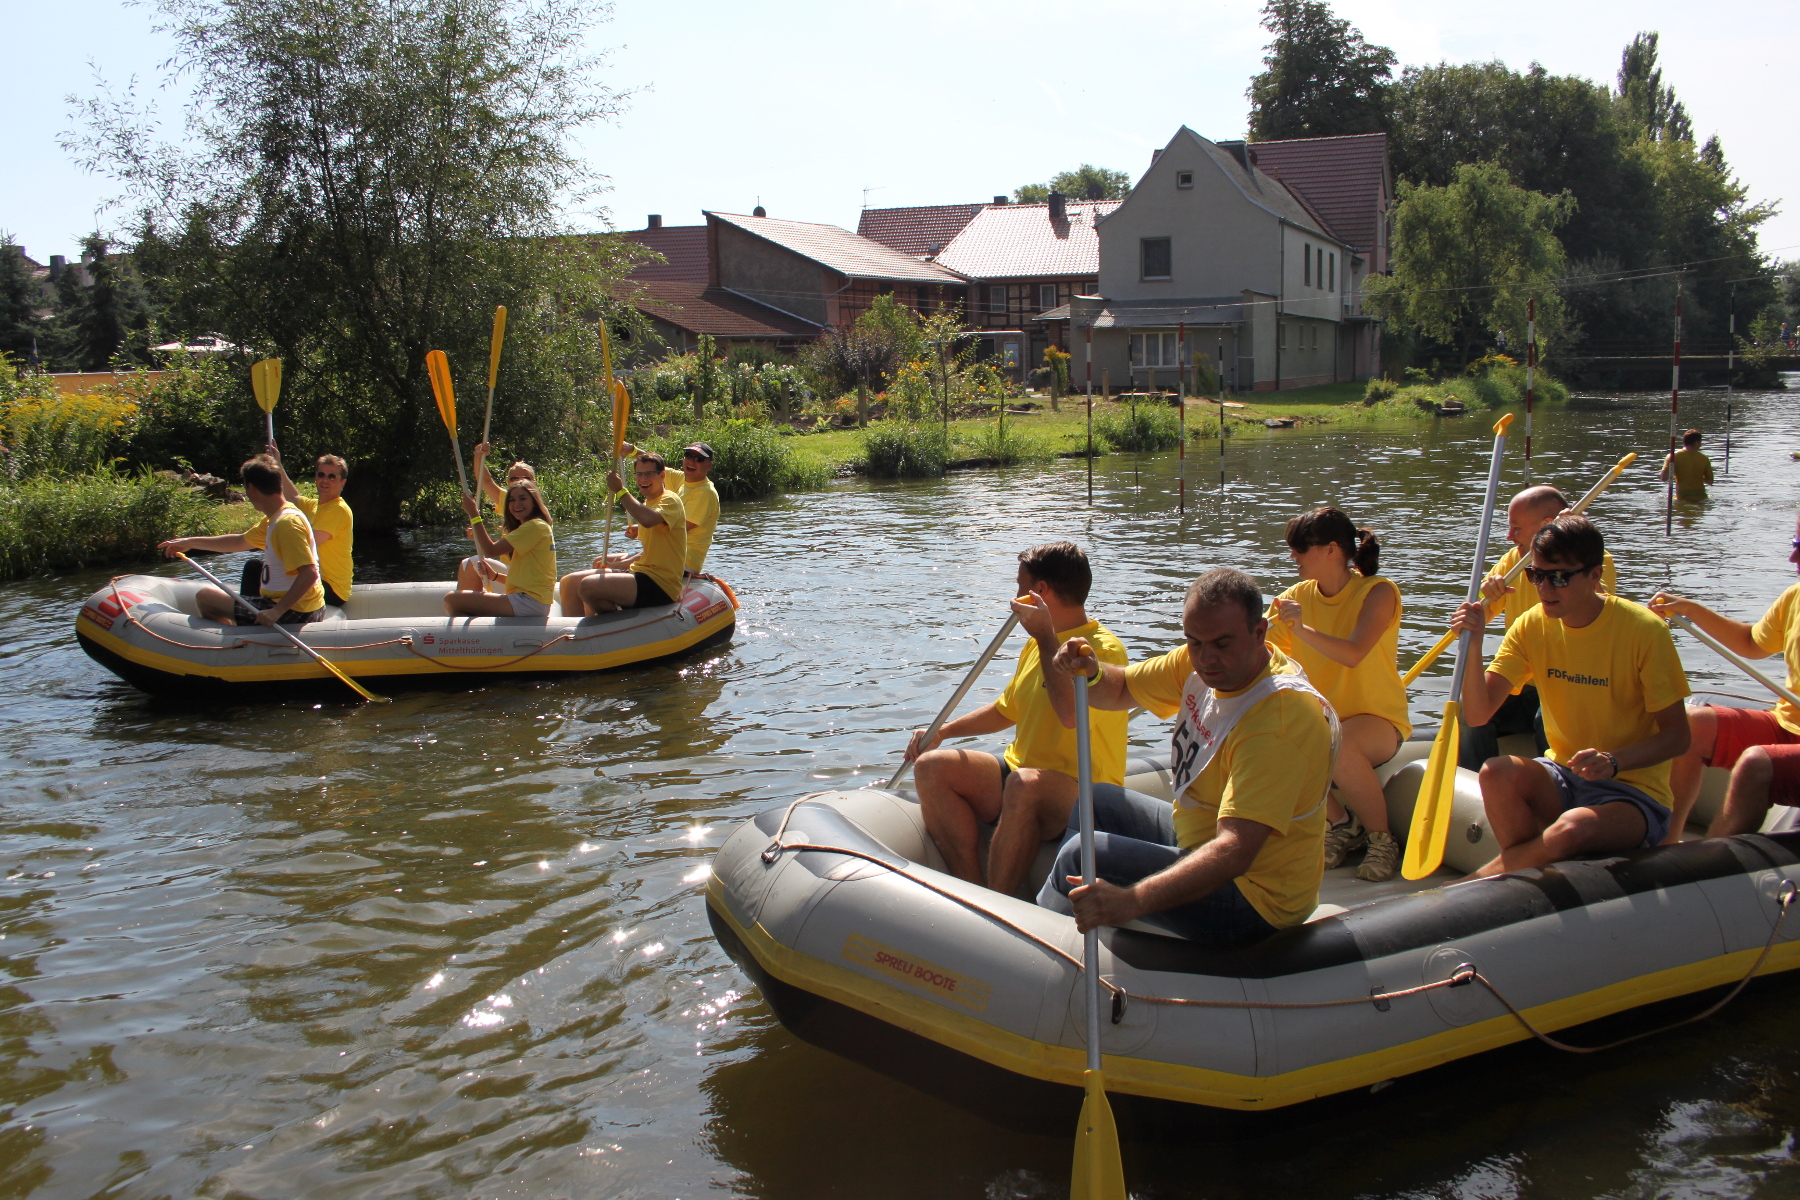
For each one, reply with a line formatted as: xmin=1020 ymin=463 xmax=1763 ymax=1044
xmin=0 ymin=389 xmax=1798 ymax=1197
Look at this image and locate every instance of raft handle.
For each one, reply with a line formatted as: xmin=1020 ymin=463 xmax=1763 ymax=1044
xmin=1110 ymin=984 xmax=1127 ymax=1025
xmin=1448 ymin=963 xmax=1476 ymax=988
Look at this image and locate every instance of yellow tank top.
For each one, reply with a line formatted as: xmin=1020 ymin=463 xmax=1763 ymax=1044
xmin=1268 ymin=573 xmax=1412 ymax=739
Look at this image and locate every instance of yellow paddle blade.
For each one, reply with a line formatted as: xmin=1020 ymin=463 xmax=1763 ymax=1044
xmin=426 ymin=350 xmax=457 ymax=439
xmin=1402 ymin=701 xmax=1462 ymax=879
xmin=251 ymin=358 xmax=282 ymax=414
xmin=1492 ymin=412 xmax=1514 ymax=436
xmin=488 ymin=306 xmax=508 ymax=388
xmin=610 ymin=378 xmax=631 ymax=458
xmin=1071 ymin=1070 xmax=1127 ymax=1200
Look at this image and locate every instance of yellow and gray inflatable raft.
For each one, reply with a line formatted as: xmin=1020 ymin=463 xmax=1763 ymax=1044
xmin=708 ymin=736 xmax=1800 ymax=1120
xmin=76 ymin=572 xmax=738 ymax=696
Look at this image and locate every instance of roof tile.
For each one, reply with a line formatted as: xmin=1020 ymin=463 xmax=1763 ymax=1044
xmin=624 ymin=280 xmax=820 ymax=339
xmin=707 ymin=211 xmax=965 ymax=284
xmin=1241 ymin=133 xmax=1389 ymax=251
xmin=933 ymin=201 xmax=1119 ymax=280
xmin=856 ymin=204 xmax=985 ymax=257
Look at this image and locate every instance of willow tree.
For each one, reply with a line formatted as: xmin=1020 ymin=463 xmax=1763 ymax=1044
xmin=1365 ymin=162 xmax=1573 ymax=367
xmin=74 ymin=0 xmax=640 ymax=525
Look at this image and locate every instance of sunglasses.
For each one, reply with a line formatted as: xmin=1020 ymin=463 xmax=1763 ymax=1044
xmin=315 ymin=471 xmax=341 ymax=480
xmin=1524 ymin=564 xmax=1598 ymax=589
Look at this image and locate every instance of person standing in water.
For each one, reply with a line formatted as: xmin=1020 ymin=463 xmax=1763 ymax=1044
xmin=1266 ymin=506 xmax=1410 ymax=881
xmin=1661 ymin=429 xmax=1714 ymax=501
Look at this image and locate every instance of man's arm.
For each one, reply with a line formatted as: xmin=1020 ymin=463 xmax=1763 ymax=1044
xmin=1010 ymin=595 xmax=1076 ymax=728
xmin=161 ymin=533 xmax=254 ymax=556
xmin=1647 ymin=593 xmax=1764 ymax=658
xmin=1566 ymin=700 xmax=1691 ymax=782
xmin=1449 ymin=601 xmax=1517 ymax=726
xmin=904 ymin=701 xmax=1015 ymax=761
xmin=266 ymin=443 xmax=302 ymax=504
xmin=1067 ymin=818 xmax=1270 ymax=931
xmin=257 ymin=563 xmax=319 ymax=626
xmin=1049 ymin=637 xmax=1133 ymax=723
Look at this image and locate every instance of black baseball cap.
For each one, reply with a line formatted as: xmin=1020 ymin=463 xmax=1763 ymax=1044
xmin=682 ymin=442 xmax=714 ymax=461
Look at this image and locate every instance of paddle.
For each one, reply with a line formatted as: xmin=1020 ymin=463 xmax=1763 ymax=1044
xmin=1402 ymin=413 xmax=1513 ymax=881
xmin=251 ymin=357 xmax=282 ymax=445
xmin=176 ymin=552 xmax=389 ymax=704
xmin=1401 ymin=451 xmax=1637 ymax=687
xmin=884 ymin=612 xmax=1021 ymax=790
xmin=482 ymin=305 xmax=508 ymax=447
xmin=599 ymin=321 xmax=630 ymax=564
xmin=425 ymin=350 xmax=472 ymax=497
xmin=1669 ymin=615 xmax=1800 ymax=712
xmin=1070 ymin=672 xmax=1127 ymax=1200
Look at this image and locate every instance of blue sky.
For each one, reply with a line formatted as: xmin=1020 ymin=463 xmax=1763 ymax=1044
xmin=6 ymin=0 xmax=1797 ymax=267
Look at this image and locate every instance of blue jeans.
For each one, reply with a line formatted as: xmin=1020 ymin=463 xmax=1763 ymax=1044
xmin=1035 ymin=784 xmax=1276 ymax=946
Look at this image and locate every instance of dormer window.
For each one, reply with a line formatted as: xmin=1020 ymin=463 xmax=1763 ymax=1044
xmin=1141 ymin=238 xmax=1172 ymax=281
xmin=1176 ymin=171 xmax=1194 ymax=189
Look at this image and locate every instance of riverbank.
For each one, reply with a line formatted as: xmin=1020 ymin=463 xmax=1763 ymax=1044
xmin=0 ymin=472 xmax=247 ymax=582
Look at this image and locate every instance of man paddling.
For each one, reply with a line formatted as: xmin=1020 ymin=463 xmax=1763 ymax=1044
xmin=1449 ymin=515 xmax=1690 ymax=875
xmin=1650 ymin=512 xmax=1800 ymax=838
xmin=1039 ymin=568 xmax=1334 ymax=945
xmin=159 ymin=455 xmax=327 ymax=627
xmin=1461 ymin=484 xmax=1617 ymax=771
xmin=906 ymin=543 xmax=1129 ymax=896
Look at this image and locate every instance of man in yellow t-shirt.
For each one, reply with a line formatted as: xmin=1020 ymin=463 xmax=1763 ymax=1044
xmin=1450 ymin=515 xmax=1691 ymax=876
xmin=265 ymin=446 xmax=354 ymax=606
xmin=1650 ymin=511 xmax=1800 ymax=838
xmin=1463 ymin=483 xmax=1619 ymax=771
xmin=907 ymin=543 xmax=1129 ymax=895
xmin=159 ymin=455 xmax=326 ymax=627
xmin=669 ymin=442 xmax=720 ymax=572
xmin=1660 ymin=429 xmax=1714 ymax=501
xmin=572 ymin=452 xmax=687 ymax=614
xmin=1038 ymin=568 xmax=1333 ymax=945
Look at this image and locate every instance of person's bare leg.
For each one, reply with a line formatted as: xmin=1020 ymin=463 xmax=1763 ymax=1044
xmin=1708 ymin=745 xmax=1776 ymax=837
xmin=1470 ymin=756 xmax=1566 ymax=877
xmin=1513 ymin=801 xmax=1648 ymax=872
xmin=577 ymin=571 xmax=637 ymax=616
xmin=444 ymin=590 xmax=516 ymax=617
xmin=558 ymin=570 xmax=596 ymax=616
xmin=1665 ymin=705 xmax=1717 ymax=843
xmin=1333 ymin=714 xmax=1401 ymax=834
xmin=986 ymin=767 xmax=1078 ymax=897
xmin=914 ymin=749 xmax=1004 ymax=885
xmin=196 ymin=585 xmax=238 ymax=625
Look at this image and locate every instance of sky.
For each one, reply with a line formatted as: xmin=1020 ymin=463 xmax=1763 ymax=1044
xmin=5 ymin=0 xmax=1798 ymax=267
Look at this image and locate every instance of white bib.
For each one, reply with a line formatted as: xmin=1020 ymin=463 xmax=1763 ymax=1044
xmin=260 ymin=505 xmax=314 ymax=596
xmin=1167 ymin=667 xmax=1340 ymax=823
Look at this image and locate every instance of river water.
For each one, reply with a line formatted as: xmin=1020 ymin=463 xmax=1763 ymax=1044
xmin=4 ymin=388 xmax=1800 ymax=1199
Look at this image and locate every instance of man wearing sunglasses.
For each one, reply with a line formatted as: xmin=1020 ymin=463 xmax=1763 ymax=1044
xmin=1461 ymin=485 xmax=1618 ymax=771
xmin=261 ymin=445 xmax=354 ymax=608
xmin=1650 ymin=515 xmax=1800 ymax=839
xmin=1450 ymin=514 xmax=1690 ymax=876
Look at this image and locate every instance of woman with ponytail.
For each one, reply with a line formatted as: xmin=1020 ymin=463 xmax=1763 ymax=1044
xmin=1267 ymin=506 xmax=1412 ymax=881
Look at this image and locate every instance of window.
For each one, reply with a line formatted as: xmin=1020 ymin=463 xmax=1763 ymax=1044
xmin=1130 ymin=332 xmax=1180 ymax=368
xmin=1279 ymin=323 xmax=1287 ymax=351
xmin=988 ymin=285 xmax=1008 ymax=315
xmin=1176 ymin=170 xmax=1194 ymax=188
xmin=1303 ymin=243 xmax=1311 ymax=287
xmin=1329 ymin=252 xmax=1336 ymax=292
xmin=1140 ymin=238 xmax=1171 ymax=280
xmin=1038 ymin=284 xmax=1058 ymax=311
xmin=916 ymin=285 xmax=932 ymax=315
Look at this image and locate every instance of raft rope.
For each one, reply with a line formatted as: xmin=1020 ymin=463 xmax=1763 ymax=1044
xmin=760 ymin=796 xmax=1798 ymax=1046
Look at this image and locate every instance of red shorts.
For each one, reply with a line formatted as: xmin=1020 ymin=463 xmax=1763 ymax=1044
xmin=1703 ymin=706 xmax=1800 ymax=806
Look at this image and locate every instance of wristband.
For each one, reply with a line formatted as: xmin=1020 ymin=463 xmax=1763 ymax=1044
xmin=1599 ymin=751 xmax=1619 ymax=778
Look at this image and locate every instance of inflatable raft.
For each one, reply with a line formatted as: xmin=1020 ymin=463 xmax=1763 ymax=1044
xmin=708 ymin=724 xmax=1800 ymax=1116
xmin=76 ymin=571 xmax=738 ymax=696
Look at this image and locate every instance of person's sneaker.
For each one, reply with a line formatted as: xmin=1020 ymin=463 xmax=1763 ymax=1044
xmin=1322 ymin=815 xmax=1366 ymax=870
xmin=1357 ymin=830 xmax=1400 ymax=882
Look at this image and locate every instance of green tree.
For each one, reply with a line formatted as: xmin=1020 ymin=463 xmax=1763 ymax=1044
xmin=43 ymin=236 xmax=156 ymax=371
xmin=1246 ymin=0 xmax=1394 ymax=141
xmin=72 ymin=0 xmax=639 ymax=527
xmin=0 ymin=242 xmax=39 ymax=362
xmin=1013 ymin=165 xmax=1132 ymax=204
xmin=1616 ymin=32 xmax=1692 ymax=144
xmin=1366 ymin=163 xmax=1573 ymax=366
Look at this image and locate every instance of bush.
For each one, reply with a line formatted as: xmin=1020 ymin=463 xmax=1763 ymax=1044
xmin=1095 ymin=404 xmax=1182 ymax=451
xmin=961 ymin=417 xmax=1050 ymax=466
xmin=1362 ymin=377 xmax=1398 ymax=404
xmin=644 ymin=419 xmax=827 ymax=500
xmin=122 ymin=354 xmax=260 ymax=476
xmin=859 ymin=422 xmax=950 ymax=479
xmin=0 ymin=470 xmax=230 ymax=580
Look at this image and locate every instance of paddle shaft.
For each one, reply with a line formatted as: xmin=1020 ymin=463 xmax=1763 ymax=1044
xmin=1672 ymin=615 xmax=1800 ymax=712
xmin=265 ymin=412 xmax=274 ymax=444
xmin=176 ymin=553 xmax=387 ymax=703
xmin=1076 ymin=673 xmax=1100 ymax=1074
xmin=885 ymin=613 xmax=1021 ymax=789
xmin=1449 ymin=427 xmax=1510 ymax=699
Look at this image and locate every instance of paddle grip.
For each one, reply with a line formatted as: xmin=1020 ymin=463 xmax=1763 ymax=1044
xmin=885 ymin=613 xmax=1021 ymax=789
xmin=1449 ymin=430 xmax=1508 ymax=700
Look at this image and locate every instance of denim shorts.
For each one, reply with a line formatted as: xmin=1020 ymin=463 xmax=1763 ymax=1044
xmin=1538 ymin=757 xmax=1672 ymax=847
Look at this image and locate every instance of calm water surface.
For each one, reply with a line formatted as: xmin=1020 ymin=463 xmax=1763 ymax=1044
xmin=4 ymin=390 xmax=1800 ymax=1199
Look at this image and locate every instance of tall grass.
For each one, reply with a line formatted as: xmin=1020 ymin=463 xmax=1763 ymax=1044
xmin=961 ymin=418 xmax=1050 ymax=466
xmin=0 ymin=471 xmax=230 ymax=581
xmin=859 ymin=422 xmax=950 ymax=479
xmin=1095 ymin=404 xmax=1183 ymax=451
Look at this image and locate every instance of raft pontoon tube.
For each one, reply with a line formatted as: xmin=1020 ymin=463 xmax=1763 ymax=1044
xmin=76 ymin=573 xmax=737 ymax=696
xmin=708 ymin=741 xmax=1800 ymax=1114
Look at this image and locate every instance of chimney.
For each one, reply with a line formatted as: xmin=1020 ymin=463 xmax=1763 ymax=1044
xmin=1220 ymin=141 xmax=1252 ymax=173
xmin=752 ymin=205 xmax=767 ymax=217
xmin=1086 ymin=182 xmax=1103 ymax=200
xmin=647 ymin=214 xmax=663 ymax=229
xmin=1047 ymin=191 xmax=1067 ymax=222
xmin=1151 ymin=149 xmax=1163 ymax=166
xmin=49 ymin=255 xmax=66 ymax=281
xmin=992 ymin=195 xmax=1008 ymax=205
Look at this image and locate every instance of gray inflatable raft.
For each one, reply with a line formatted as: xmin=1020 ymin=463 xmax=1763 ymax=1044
xmin=708 ymin=725 xmax=1800 ymax=1113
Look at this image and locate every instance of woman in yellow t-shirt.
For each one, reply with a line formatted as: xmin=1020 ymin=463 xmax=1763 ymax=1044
xmin=1267 ymin=506 xmax=1411 ymax=881
xmin=444 ymin=481 xmax=556 ymax=617
xmin=456 ymin=444 xmax=539 ymax=593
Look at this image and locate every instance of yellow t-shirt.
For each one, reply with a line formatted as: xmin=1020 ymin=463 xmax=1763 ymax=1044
xmin=1488 ymin=547 xmax=1618 ymax=629
xmin=294 ymin=494 xmax=353 ymax=600
xmin=1666 ymin=448 xmax=1713 ymax=499
xmin=1488 ymin=595 xmax=1691 ymax=806
xmin=992 ymin=619 xmax=1130 ymax=784
xmin=629 ymin=489 xmax=687 ymax=602
xmin=243 ymin=504 xmax=326 ymax=613
xmin=501 ymin=518 xmax=556 ymax=605
xmin=1751 ymin=583 xmax=1800 ymax=736
xmin=1124 ymin=645 xmax=1332 ymax=929
xmin=1266 ymin=573 xmax=1411 ymax=740
xmin=665 ymin=468 xmax=720 ymax=572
